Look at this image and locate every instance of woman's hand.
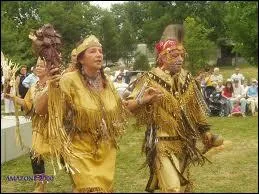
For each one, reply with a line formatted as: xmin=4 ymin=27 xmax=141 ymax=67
xmin=47 ymin=68 xmax=61 ymax=86
xmin=141 ymin=87 xmax=163 ymax=105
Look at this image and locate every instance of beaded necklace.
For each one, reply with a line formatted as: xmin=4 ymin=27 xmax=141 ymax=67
xmin=34 ymin=81 xmax=47 ymax=93
xmin=81 ymin=68 xmax=103 ymax=91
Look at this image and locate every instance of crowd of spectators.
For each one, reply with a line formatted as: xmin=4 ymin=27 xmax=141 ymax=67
xmin=196 ymin=67 xmax=258 ymax=117
xmin=2 ymin=63 xmax=257 ymax=118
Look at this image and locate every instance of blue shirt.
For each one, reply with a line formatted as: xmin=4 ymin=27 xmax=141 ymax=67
xmin=247 ymin=86 xmax=258 ymax=97
xmin=22 ymin=73 xmax=39 ymax=88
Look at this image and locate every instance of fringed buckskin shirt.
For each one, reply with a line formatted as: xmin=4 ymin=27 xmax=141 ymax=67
xmin=128 ymin=67 xmax=210 ymax=192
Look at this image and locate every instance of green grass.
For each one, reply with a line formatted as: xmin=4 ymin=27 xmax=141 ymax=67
xmin=109 ymin=63 xmax=258 ymax=82
xmin=1 ymin=116 xmax=258 ymax=193
xmin=218 ymin=64 xmax=258 ymax=82
xmin=1 ymin=64 xmax=258 ymax=192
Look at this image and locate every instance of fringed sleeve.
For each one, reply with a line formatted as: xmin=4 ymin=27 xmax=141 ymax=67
xmin=190 ymin=79 xmax=211 ymax=134
xmin=126 ymin=75 xmax=153 ymax=127
xmin=47 ymin=75 xmax=82 ymax=175
xmin=107 ymin=79 xmax=130 ymax=139
xmin=22 ymin=87 xmax=33 ymax=115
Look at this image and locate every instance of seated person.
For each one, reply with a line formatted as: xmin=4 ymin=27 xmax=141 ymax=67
xmin=203 ymin=70 xmax=213 ymax=87
xmin=210 ymin=82 xmax=221 ymax=98
xmin=221 ymin=79 xmax=233 ymax=116
xmin=246 ymin=78 xmax=258 ymax=116
xmin=230 ymin=79 xmax=247 ymax=116
xmin=216 ymin=80 xmax=225 ymax=93
xmin=242 ymin=79 xmax=249 ymax=98
xmin=229 ymin=101 xmax=243 ymax=117
xmin=210 ymin=67 xmax=224 ymax=84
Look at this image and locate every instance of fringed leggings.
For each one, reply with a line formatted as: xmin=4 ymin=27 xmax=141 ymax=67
xmin=30 ymin=151 xmax=45 ymax=175
xmin=29 ymin=151 xmax=65 ymax=175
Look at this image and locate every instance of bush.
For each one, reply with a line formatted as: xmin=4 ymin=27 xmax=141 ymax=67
xmin=133 ymin=52 xmax=150 ymax=71
xmin=184 ymin=17 xmax=217 ymax=74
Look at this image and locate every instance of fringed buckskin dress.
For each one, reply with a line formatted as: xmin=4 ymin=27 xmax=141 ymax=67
xmin=48 ymin=71 xmax=127 ymax=192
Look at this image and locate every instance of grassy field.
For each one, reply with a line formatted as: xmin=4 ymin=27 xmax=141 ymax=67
xmin=218 ymin=64 xmax=258 ymax=82
xmin=1 ymin=64 xmax=258 ymax=192
xmin=1 ymin=116 xmax=258 ymax=193
xmin=109 ymin=63 xmax=258 ymax=82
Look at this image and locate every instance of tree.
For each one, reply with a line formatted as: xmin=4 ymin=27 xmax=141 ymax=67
xmin=1 ymin=1 xmax=42 ymax=67
xmin=2 ymin=1 xmax=257 ymax=69
xmin=1 ymin=1 xmax=103 ymax=66
xmin=133 ymin=52 xmax=150 ymax=71
xmin=111 ymin=2 xmax=149 ymax=42
xmin=38 ymin=2 xmax=93 ymax=64
xmin=183 ymin=17 xmax=216 ymax=74
xmin=224 ymin=2 xmax=258 ymax=65
xmin=119 ymin=19 xmax=136 ymax=66
xmin=100 ymin=12 xmax=120 ymax=64
xmin=141 ymin=2 xmax=173 ymax=50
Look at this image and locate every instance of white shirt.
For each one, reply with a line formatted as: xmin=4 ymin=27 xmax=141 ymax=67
xmin=114 ymin=81 xmax=129 ymax=98
xmin=22 ymin=73 xmax=39 ymax=88
xmin=109 ymin=75 xmax=115 ymax=82
xmin=232 ymin=84 xmax=245 ymax=98
xmin=210 ymin=74 xmax=223 ymax=83
xmin=231 ymin=73 xmax=245 ymax=84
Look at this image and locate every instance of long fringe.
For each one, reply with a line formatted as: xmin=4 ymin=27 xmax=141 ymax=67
xmin=46 ymin=79 xmax=128 ymax=175
xmin=133 ymin=71 xmax=211 ymax=166
xmin=47 ymin=83 xmax=80 ymax=175
xmin=77 ymin=187 xmax=111 ymax=193
xmin=13 ymin=97 xmax=26 ymax=150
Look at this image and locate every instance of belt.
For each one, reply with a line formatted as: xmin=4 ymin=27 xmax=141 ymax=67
xmin=155 ymin=136 xmax=181 ymax=142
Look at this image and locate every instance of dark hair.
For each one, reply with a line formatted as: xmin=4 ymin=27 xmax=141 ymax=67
xmin=225 ymin=81 xmax=233 ymax=93
xmin=76 ymin=49 xmax=107 ymax=88
xmin=20 ymin=65 xmax=27 ymax=70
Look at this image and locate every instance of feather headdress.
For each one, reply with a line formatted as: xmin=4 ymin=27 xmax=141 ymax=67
xmin=155 ymin=24 xmax=184 ymax=55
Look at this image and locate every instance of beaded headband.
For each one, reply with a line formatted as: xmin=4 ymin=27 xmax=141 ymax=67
xmin=76 ymin=35 xmax=102 ymax=57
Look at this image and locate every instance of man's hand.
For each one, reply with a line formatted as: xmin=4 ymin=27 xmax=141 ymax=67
xmin=142 ymin=87 xmax=163 ymax=104
xmin=201 ymin=131 xmax=224 ymax=154
xmin=202 ymin=132 xmax=213 ymax=149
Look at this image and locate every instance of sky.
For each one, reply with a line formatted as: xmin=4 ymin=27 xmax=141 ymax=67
xmin=90 ymin=1 xmax=126 ymax=10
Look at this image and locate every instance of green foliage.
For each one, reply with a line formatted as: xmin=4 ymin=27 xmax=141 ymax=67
xmin=224 ymin=2 xmax=258 ymax=65
xmin=100 ymin=11 xmax=120 ymax=63
xmin=119 ymin=19 xmax=136 ymax=65
xmin=38 ymin=2 xmax=98 ymax=64
xmin=188 ymin=2 xmax=227 ymax=42
xmin=1 ymin=1 xmax=257 ymax=69
xmin=183 ymin=17 xmax=216 ymax=74
xmin=133 ymin=52 xmax=150 ymax=71
xmin=1 ymin=1 xmax=103 ymax=67
xmin=1 ymin=1 xmax=42 ymax=67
